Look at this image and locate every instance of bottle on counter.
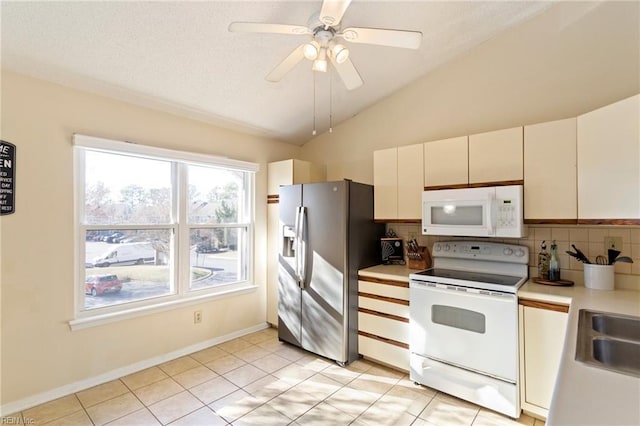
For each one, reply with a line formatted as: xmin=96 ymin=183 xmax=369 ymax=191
xmin=537 ymin=240 xmax=549 ymax=280
xmin=548 ymin=240 xmax=560 ymax=281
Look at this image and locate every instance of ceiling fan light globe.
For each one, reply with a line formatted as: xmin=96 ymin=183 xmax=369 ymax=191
xmin=303 ymin=41 xmax=319 ymax=60
xmin=312 ymin=59 xmax=328 ymax=72
xmin=332 ymin=44 xmax=349 ymax=64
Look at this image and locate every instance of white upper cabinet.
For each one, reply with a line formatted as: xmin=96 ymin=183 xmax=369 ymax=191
xmin=469 ymin=127 xmax=523 ymax=184
xmin=524 ymin=118 xmax=577 ymax=221
xmin=267 ymin=159 xmax=324 ymax=195
xmin=577 ymin=94 xmax=640 ymax=221
xmin=374 ymin=144 xmax=423 ymax=220
xmin=397 ymin=144 xmax=424 ymax=219
xmin=424 ymin=136 xmax=468 ymax=188
xmin=374 ymin=147 xmax=398 ymax=220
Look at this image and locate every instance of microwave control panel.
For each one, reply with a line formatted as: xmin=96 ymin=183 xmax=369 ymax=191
xmin=496 ymin=199 xmax=518 ymax=228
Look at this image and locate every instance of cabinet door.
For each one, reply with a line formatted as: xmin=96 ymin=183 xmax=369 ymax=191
xmin=524 ymin=119 xmax=577 ymax=221
xmin=397 ymin=144 xmax=424 ymax=219
xmin=469 ymin=127 xmax=523 ymax=184
xmin=267 ymin=160 xmax=294 ymax=195
xmin=374 ymin=147 xmax=398 ymax=219
xmin=424 ymin=136 xmax=468 ymax=188
xmin=577 ymin=94 xmax=640 ymax=220
xmin=519 ymin=304 xmax=568 ymax=418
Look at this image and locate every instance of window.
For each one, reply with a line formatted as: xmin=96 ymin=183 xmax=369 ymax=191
xmin=74 ymin=135 xmax=258 ymax=320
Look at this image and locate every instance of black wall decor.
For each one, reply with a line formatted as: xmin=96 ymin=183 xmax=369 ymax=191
xmin=0 ymin=140 xmax=15 ymax=215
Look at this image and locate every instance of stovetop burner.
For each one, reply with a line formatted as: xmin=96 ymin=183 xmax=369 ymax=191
xmin=413 ymin=268 xmax=523 ymax=287
xmin=409 ymin=241 xmax=530 ymax=293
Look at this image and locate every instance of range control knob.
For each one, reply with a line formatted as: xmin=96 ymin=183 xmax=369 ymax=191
xmin=442 ymin=244 xmax=451 ymax=252
xmin=515 ymin=249 xmax=526 ymax=257
xmin=503 ymin=248 xmax=513 ymax=256
xmin=433 ymin=244 xmax=441 ymax=252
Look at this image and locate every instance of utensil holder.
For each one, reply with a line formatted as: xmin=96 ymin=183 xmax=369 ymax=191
xmin=408 ymin=246 xmax=432 ymax=270
xmin=584 ymin=264 xmax=614 ymax=290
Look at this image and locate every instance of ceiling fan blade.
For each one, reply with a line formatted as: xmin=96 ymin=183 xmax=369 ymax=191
xmin=228 ymin=22 xmax=310 ymax=35
xmin=319 ymin=0 xmax=352 ymax=27
xmin=340 ymin=27 xmax=422 ymax=49
xmin=330 ymin=55 xmax=363 ymax=90
xmin=266 ymin=44 xmax=306 ymax=82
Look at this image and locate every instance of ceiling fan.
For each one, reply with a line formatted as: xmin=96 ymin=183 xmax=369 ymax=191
xmin=228 ymin=0 xmax=422 ymax=90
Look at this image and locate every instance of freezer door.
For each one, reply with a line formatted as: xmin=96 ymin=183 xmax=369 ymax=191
xmin=278 ymin=185 xmax=303 ymax=347
xmin=300 ymin=181 xmax=349 ymax=362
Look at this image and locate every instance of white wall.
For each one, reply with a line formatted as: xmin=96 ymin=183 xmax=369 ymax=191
xmin=300 ymin=1 xmax=640 ymax=183
xmin=0 ymin=71 xmax=300 ymax=406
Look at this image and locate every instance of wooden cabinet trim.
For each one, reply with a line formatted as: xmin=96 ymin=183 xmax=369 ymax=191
xmin=519 ymin=298 xmax=569 ymax=313
xmin=524 ymin=219 xmax=578 ymax=225
xmin=359 ymin=307 xmax=409 ymax=323
xmin=359 ymin=331 xmax=409 ymax=349
xmin=359 ymin=292 xmax=409 ymax=306
xmin=577 ymin=219 xmax=640 ymax=225
xmin=359 ymin=275 xmax=410 ymax=288
xmin=423 ymin=180 xmax=524 ymax=191
xmin=374 ymin=219 xmax=421 ymax=224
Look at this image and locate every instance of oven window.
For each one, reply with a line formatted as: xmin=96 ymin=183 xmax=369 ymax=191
xmin=432 ymin=305 xmax=486 ymax=334
xmin=431 ymin=205 xmax=483 ymax=226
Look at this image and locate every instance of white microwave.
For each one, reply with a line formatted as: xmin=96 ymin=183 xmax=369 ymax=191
xmin=422 ymin=185 xmax=526 ymax=238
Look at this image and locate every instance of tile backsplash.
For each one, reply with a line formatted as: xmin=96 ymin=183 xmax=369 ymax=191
xmin=387 ymin=224 xmax=640 ymax=289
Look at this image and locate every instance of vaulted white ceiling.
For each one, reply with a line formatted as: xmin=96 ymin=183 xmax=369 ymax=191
xmin=1 ymin=1 xmax=555 ymax=145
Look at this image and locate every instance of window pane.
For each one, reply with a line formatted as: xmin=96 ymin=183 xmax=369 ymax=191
xmin=190 ymin=227 xmax=246 ymax=290
xmin=84 ymin=151 xmax=172 ymax=225
xmin=188 ymin=165 xmax=245 ymax=224
xmin=84 ymin=229 xmax=173 ymax=309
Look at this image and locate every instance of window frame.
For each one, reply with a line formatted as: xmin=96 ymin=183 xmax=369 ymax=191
xmin=72 ymin=134 xmax=259 ymax=329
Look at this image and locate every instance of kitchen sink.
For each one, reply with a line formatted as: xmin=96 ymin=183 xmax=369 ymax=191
xmin=592 ymin=313 xmax=640 ymax=341
xmin=576 ymin=309 xmax=640 ymax=377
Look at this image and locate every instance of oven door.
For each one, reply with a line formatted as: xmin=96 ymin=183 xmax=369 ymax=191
xmin=409 ymin=280 xmax=518 ymax=382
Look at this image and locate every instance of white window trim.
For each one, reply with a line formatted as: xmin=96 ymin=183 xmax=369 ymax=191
xmin=71 ymin=134 xmax=259 ymax=329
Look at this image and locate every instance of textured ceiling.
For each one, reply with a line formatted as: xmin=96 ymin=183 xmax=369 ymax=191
xmin=1 ymin=1 xmax=555 ymax=145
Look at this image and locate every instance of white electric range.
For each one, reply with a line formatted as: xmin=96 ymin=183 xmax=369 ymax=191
xmin=409 ymin=241 xmax=529 ymax=418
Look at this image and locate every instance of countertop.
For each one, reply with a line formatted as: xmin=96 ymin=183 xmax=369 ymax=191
xmin=521 ymin=281 xmax=640 ymax=426
xmin=358 ymin=265 xmax=640 ymax=426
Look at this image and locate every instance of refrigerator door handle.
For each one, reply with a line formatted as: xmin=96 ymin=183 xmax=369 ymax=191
xmin=298 ymin=206 xmax=307 ymax=289
xmin=294 ymin=206 xmax=302 ymax=287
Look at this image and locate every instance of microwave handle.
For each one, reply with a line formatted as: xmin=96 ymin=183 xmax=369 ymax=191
xmin=487 ymin=192 xmax=495 ymax=235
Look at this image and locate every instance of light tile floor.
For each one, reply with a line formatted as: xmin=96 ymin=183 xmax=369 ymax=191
xmin=4 ymin=327 xmax=546 ymax=425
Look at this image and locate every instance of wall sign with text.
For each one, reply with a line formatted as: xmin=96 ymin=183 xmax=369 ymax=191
xmin=0 ymin=140 xmax=15 ymax=215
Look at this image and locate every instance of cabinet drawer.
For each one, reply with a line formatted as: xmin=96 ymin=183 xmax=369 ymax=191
xmin=358 ymin=280 xmax=409 ymax=300
xmin=358 ymin=311 xmax=410 ymax=344
xmin=358 ymin=335 xmax=409 ymax=371
xmin=359 ymin=295 xmax=409 ymax=319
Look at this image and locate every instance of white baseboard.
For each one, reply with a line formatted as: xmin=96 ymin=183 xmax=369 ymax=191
xmin=0 ymin=322 xmax=270 ymax=416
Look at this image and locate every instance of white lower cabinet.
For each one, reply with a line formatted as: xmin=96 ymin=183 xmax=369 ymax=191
xmin=518 ymin=300 xmax=569 ymax=420
xmin=358 ymin=276 xmax=410 ymax=371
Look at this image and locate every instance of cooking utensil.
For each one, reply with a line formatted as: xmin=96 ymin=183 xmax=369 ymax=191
xmin=595 ymin=255 xmax=608 ymax=265
xmin=613 ymin=256 xmax=634 ymax=264
xmin=566 ymin=250 xmax=582 ymax=261
xmin=608 ymin=248 xmax=621 ymax=265
xmin=572 ymin=244 xmax=591 ymax=264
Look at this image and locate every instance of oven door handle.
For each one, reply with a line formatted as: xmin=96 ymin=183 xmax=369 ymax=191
xmin=410 ymin=281 xmax=517 ymax=302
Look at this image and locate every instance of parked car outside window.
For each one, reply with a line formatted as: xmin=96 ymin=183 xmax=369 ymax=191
xmin=85 ymin=274 xmax=122 ymax=296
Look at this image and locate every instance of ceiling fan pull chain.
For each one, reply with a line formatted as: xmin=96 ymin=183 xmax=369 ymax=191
xmin=312 ymin=72 xmax=317 ymax=136
xmin=329 ymin=67 xmax=333 ymax=134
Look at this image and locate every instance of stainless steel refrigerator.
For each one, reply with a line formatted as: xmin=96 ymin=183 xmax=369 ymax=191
xmin=278 ymin=180 xmax=383 ymax=365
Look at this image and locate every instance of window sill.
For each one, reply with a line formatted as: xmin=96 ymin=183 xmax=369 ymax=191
xmin=69 ymin=284 xmax=258 ymax=331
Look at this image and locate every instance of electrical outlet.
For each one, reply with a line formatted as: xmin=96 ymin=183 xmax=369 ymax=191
xmin=194 ymin=310 xmax=202 ymax=324
xmin=604 ymin=236 xmax=622 ymax=251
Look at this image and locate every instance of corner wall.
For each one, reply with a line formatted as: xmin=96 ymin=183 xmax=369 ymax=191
xmin=0 ymin=71 xmax=300 ymax=407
